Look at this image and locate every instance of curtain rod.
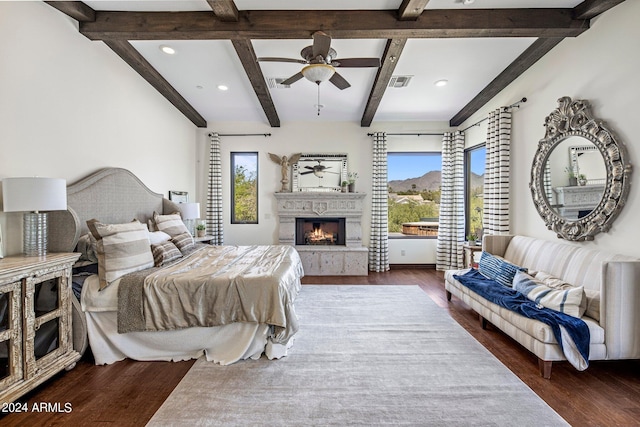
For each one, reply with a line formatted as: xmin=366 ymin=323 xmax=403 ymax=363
xmin=208 ymin=133 xmax=272 ymax=137
xmin=460 ymin=97 xmax=527 ymax=133
xmin=367 ymin=132 xmax=445 ymax=136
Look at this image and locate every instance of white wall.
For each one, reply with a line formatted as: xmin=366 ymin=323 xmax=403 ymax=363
xmin=0 ymin=2 xmax=196 ymax=255
xmin=196 ymin=121 xmax=451 ymax=263
xmin=460 ymin=1 xmax=640 ymax=257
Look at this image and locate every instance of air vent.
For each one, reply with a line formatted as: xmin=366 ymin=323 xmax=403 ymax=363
xmin=388 ymin=75 xmax=413 ymax=88
xmin=267 ymin=78 xmax=292 ymax=89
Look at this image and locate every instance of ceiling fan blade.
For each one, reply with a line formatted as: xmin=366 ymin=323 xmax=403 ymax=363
xmin=312 ymin=31 xmax=332 ymax=59
xmin=300 ymin=171 xmax=316 ymax=175
xmin=281 ymin=72 xmax=304 ymax=86
xmin=256 ymin=57 xmax=307 ymax=64
xmin=333 ymin=58 xmax=381 ymax=68
xmin=329 ymin=72 xmax=351 ymax=90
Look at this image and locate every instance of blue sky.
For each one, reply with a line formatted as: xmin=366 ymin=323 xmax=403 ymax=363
xmin=388 ymin=148 xmax=486 ymax=181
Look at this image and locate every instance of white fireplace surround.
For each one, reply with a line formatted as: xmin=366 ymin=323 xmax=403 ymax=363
xmin=274 ymin=192 xmax=368 ymax=275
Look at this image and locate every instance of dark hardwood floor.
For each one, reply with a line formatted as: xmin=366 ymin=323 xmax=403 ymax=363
xmin=2 ymin=268 xmax=640 ymax=426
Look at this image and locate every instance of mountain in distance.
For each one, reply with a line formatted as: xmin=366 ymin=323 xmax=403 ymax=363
xmin=388 ymin=171 xmax=483 ymax=192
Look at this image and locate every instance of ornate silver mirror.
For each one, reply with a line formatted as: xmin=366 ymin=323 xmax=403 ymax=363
xmin=530 ymin=97 xmax=632 ymax=241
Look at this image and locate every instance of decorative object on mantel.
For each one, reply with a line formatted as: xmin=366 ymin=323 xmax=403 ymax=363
xmin=2 ymin=177 xmax=67 ymax=256
xmin=530 ymin=96 xmax=632 ymax=241
xmin=341 ymin=181 xmax=349 ymax=192
xmin=348 ymin=172 xmax=358 ymax=192
xmin=565 ymin=166 xmax=578 ymax=186
xmin=292 ymin=153 xmax=348 ymax=192
xmin=269 ymin=152 xmax=302 ymax=192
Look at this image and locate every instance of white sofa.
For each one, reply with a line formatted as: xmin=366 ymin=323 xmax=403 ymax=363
xmin=445 ymin=234 xmax=640 ymax=378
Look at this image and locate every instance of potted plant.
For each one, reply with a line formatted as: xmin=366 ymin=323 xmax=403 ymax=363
xmin=348 ymin=172 xmax=358 ymax=192
xmin=467 ymin=233 xmax=478 ymax=246
xmin=196 ymin=223 xmax=206 ymax=237
xmin=341 ymin=181 xmax=349 ymax=193
xmin=578 ymin=174 xmax=588 ymax=186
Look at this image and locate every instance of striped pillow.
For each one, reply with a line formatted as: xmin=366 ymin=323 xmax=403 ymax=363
xmin=87 ymin=219 xmax=154 ymax=290
xmin=153 ymin=212 xmax=190 ymax=238
xmin=478 ymin=251 xmax=527 ymax=287
xmin=151 ymin=241 xmax=182 ymax=267
xmin=513 ymin=271 xmax=586 ymax=318
xmin=171 ymin=231 xmax=195 ymax=252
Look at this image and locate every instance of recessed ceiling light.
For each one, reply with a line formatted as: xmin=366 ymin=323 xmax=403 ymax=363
xmin=217 ymin=85 xmax=229 ymax=91
xmin=434 ymin=79 xmax=448 ymax=87
xmin=159 ymin=45 xmax=176 ymax=55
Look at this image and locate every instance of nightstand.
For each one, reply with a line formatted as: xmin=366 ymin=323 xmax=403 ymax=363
xmin=195 ymin=235 xmax=215 ymax=244
xmin=0 ymin=253 xmax=81 ymax=404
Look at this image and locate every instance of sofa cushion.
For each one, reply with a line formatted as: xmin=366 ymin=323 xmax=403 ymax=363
xmin=478 ymin=251 xmax=527 ymax=287
xmin=513 ymin=271 xmax=586 ymax=318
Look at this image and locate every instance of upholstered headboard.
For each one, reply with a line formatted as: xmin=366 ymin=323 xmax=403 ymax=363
xmin=49 ymin=168 xmax=181 ymax=252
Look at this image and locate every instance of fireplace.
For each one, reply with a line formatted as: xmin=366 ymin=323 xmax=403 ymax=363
xmin=296 ymin=218 xmax=346 ymax=246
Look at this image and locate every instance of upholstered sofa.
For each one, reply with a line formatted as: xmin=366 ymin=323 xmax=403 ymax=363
xmin=445 ymin=234 xmax=640 ymax=378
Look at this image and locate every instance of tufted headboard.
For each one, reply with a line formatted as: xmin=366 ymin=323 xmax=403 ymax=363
xmin=49 ymin=168 xmax=182 ymax=252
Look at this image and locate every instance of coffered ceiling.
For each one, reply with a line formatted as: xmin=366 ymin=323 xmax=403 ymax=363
xmin=45 ymin=0 xmax=624 ymax=128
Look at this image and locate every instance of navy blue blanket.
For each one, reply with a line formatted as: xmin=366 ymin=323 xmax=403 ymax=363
xmin=453 ymin=269 xmax=590 ymax=370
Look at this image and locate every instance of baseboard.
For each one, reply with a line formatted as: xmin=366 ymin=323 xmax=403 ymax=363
xmin=389 ymin=264 xmax=436 ymax=269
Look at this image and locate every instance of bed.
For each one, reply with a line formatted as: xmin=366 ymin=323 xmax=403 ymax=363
xmin=48 ymin=168 xmax=303 ymax=365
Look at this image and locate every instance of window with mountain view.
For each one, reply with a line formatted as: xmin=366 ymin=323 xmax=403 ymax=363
xmin=388 ymin=152 xmax=442 ymax=237
xmin=465 ymin=145 xmax=486 ymax=238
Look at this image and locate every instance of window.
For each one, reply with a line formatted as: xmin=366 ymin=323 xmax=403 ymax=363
xmin=465 ymin=145 xmax=486 ymax=238
xmin=231 ymin=152 xmax=258 ymax=224
xmin=387 ymin=152 xmax=441 ymax=238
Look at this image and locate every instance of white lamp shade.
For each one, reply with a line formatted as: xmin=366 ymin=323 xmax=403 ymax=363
xmin=178 ymin=202 xmax=200 ymax=220
xmin=301 ymin=64 xmax=335 ymax=83
xmin=2 ymin=177 xmax=67 ymax=212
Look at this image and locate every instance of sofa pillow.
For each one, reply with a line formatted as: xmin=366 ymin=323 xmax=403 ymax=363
xmin=171 ymin=231 xmax=195 ymax=253
xmin=87 ymin=219 xmax=154 ymax=290
xmin=534 ymin=271 xmax=591 ymax=320
xmin=478 ymin=251 xmax=527 ymax=287
xmin=513 ymin=271 xmax=586 ymax=318
xmin=153 ymin=211 xmax=190 ymax=238
xmin=151 ymin=241 xmax=182 ymax=267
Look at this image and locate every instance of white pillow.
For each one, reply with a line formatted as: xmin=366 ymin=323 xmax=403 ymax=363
xmin=149 ymin=230 xmax=171 ymax=245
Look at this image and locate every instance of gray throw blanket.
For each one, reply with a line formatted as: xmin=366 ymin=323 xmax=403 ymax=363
xmin=117 ymin=244 xmax=303 ymax=345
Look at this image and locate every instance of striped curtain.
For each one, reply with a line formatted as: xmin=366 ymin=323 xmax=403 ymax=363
xmin=483 ymin=109 xmax=512 ymax=235
xmin=206 ymin=132 xmax=224 ymax=245
xmin=369 ymin=132 xmax=389 ymax=272
xmin=436 ymin=131 xmax=465 ymax=271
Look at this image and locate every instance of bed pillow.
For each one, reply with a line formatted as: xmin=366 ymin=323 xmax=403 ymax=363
xmin=478 ymin=251 xmax=527 ymax=287
xmin=149 ymin=230 xmax=171 ymax=245
xmin=171 ymin=231 xmax=195 ymax=252
xmin=153 ymin=211 xmax=190 ymax=238
xmin=76 ymin=233 xmax=99 ymax=264
xmin=87 ymin=219 xmax=154 ymax=290
xmin=513 ymin=271 xmax=586 ymax=318
xmin=151 ymin=241 xmax=182 ymax=267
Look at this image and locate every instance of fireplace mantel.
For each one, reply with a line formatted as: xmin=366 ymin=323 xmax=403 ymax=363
xmin=274 ymin=192 xmax=368 ymax=275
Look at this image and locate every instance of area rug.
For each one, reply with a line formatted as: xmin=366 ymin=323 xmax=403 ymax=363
xmin=147 ymin=285 xmax=568 ymax=426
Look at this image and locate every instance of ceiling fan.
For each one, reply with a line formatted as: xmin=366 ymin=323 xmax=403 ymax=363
xmin=300 ymin=160 xmax=339 ymax=178
xmin=257 ymin=31 xmax=381 ymax=90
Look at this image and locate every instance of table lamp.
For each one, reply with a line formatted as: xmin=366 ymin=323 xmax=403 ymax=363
xmin=178 ymin=202 xmax=200 ymax=236
xmin=2 ymin=177 xmax=67 ymax=256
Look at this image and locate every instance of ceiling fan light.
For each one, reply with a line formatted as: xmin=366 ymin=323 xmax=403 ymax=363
xmin=301 ymin=64 xmax=335 ymax=84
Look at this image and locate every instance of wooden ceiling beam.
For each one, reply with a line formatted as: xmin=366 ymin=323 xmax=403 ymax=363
xmin=361 ymin=39 xmax=407 ymax=127
xmin=80 ymin=9 xmax=588 ymax=41
xmin=103 ymin=40 xmax=207 ymax=128
xmin=398 ymin=0 xmax=430 ymax=21
xmin=573 ymin=0 xmax=626 ymax=20
xmin=231 ymin=39 xmax=280 ymax=127
xmin=449 ymin=37 xmax=564 ymax=127
xmin=44 ymin=1 xmax=95 ymax=22
xmin=206 ymin=0 xmax=239 ymax=22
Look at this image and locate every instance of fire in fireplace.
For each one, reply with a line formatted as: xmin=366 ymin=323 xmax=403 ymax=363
xmin=295 ymin=218 xmax=346 ymax=246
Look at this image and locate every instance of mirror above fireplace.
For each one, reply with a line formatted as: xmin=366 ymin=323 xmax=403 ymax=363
xmin=292 ymin=153 xmax=348 ymax=192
